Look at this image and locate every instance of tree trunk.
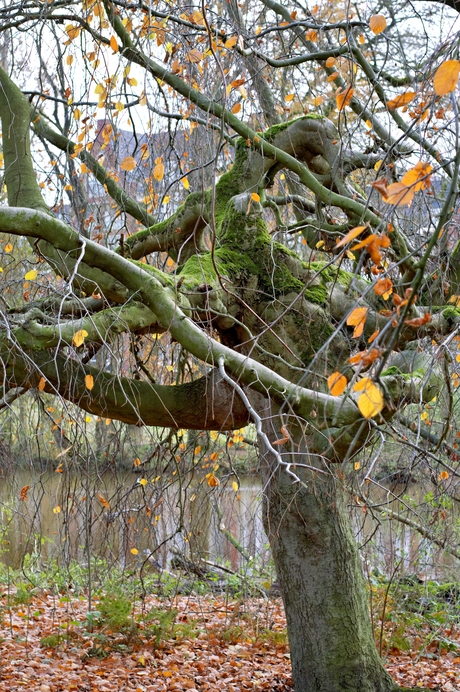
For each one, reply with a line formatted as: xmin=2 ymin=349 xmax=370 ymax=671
xmin=261 ymin=435 xmax=397 ymax=692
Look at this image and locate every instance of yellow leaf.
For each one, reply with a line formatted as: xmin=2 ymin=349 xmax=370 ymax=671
xmin=72 ymin=329 xmax=88 ymax=347
xmin=225 ymin=36 xmax=238 ymax=48
xmin=153 ymin=162 xmax=164 ymax=181
xmin=369 ymin=14 xmax=387 ymax=34
xmin=251 ymin=192 xmax=261 ymax=202
xmin=355 ymin=380 xmax=384 ymax=418
xmin=110 ymin=35 xmax=118 ymax=53
xmin=24 ymin=270 xmax=37 ymax=280
xmin=66 ymin=24 xmax=80 ymax=41
xmin=127 ymin=77 xmax=138 ymax=86
xmin=73 ymin=108 xmax=82 ymax=120
xmin=387 ymin=91 xmax=416 ymax=110
xmin=354 ymin=461 xmax=360 ymax=470
xmin=182 ymin=177 xmax=189 ymax=190
xmin=232 ymin=481 xmax=239 ymax=491
xmin=120 ymin=156 xmax=137 ymax=171
xmin=285 ymin=93 xmax=295 ymax=101
xmin=139 ymin=478 xmax=148 ymax=486
xmin=434 ymin=60 xmax=460 ymax=96
xmin=232 ymin=102 xmax=241 ymax=114
xmin=66 ymin=55 xmax=74 ymax=66
xmin=313 ymin=95 xmax=324 ymax=106
xmin=94 ymin=83 xmax=105 ymax=94
xmin=38 ymin=377 xmax=46 ymax=392
xmin=85 ymin=416 xmax=92 ymax=423
xmin=420 ymin=410 xmax=429 ymax=420
xmin=114 ymin=101 xmax=124 ymax=112
xmin=4 ymin=243 xmax=12 ymax=253
xmin=374 ymin=160 xmax=382 ymax=171
xmin=84 ymin=374 xmax=94 ymax=391
xmin=336 ymin=226 xmax=367 ymax=248
xmin=53 ymin=505 xmax=61 ymax=514
xmin=130 ymin=548 xmax=139 ymax=555
xmin=327 ymin=372 xmax=347 ymax=396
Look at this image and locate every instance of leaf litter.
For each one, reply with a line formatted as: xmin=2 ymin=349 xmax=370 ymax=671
xmin=0 ymin=590 xmax=459 ymax=691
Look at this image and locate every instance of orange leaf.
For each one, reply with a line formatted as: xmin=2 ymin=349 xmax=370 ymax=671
xmin=251 ymin=192 xmax=261 ymax=202
xmin=85 ymin=374 xmax=94 ymax=391
xmin=232 ymin=102 xmax=241 ymax=114
xmin=327 ymin=372 xmax=347 ymax=396
xmin=273 ymin=425 xmax=290 ymax=445
xmin=368 ymin=329 xmax=380 ymax=344
xmin=110 ymin=35 xmax=118 ymax=53
xmin=369 ymin=14 xmax=387 ymax=34
xmin=401 ymin=161 xmax=433 ymax=192
xmin=4 ymin=243 xmax=12 ymax=253
xmin=384 ymin=182 xmax=415 ymax=207
xmin=336 ymin=86 xmax=354 ymax=111
xmin=350 ymin=234 xmax=378 ymax=251
xmin=371 ymin=178 xmax=389 ymax=198
xmin=207 ymin=473 xmax=220 ymax=487
xmin=438 ymin=470 xmax=449 ymax=480
xmin=434 ymin=59 xmax=460 ymax=96
xmin=374 ymin=277 xmax=393 ymax=299
xmin=347 ymin=307 xmax=368 ymax=338
xmin=387 ymin=92 xmax=416 ymax=110
xmin=38 ymin=377 xmax=46 ymax=392
xmin=404 ymin=313 xmax=431 ymax=328
xmin=120 ymin=156 xmax=137 ymax=171
xmin=97 ymin=492 xmax=110 ymax=510
xmin=224 ymin=36 xmax=238 ymax=49
xmin=336 ymin=225 xmax=367 ymax=248
xmin=20 ymin=485 xmax=29 ymax=501
xmin=186 ymin=48 xmax=203 ymax=63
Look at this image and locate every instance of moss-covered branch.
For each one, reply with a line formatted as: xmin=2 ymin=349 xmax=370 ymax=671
xmin=3 ymin=350 xmax=250 ymax=430
xmin=3 ymin=302 xmax=161 ymax=351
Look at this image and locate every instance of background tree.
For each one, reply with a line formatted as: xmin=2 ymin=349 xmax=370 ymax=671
xmin=0 ymin=1 xmax=460 ymax=691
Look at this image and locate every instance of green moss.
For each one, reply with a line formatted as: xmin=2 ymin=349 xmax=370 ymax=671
xmin=179 ymin=253 xmax=219 ymax=286
xmin=380 ymin=366 xmax=402 ymax=377
xmin=443 ymin=306 xmax=460 ymax=320
xmin=262 ymin=114 xmax=325 ymax=141
xmin=304 ymin=284 xmax=328 ymax=304
xmin=308 ymin=261 xmax=352 ymax=287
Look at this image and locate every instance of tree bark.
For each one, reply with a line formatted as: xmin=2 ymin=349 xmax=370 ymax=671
xmin=259 ymin=416 xmax=396 ymax=692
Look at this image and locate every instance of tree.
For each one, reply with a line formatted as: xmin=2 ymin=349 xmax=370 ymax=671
xmin=0 ymin=0 xmax=459 ymax=690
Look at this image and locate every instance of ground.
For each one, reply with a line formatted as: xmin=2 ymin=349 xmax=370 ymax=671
xmin=0 ymin=590 xmax=459 ymax=691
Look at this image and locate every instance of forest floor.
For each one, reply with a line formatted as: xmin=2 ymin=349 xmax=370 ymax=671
xmin=0 ymin=590 xmax=459 ymax=691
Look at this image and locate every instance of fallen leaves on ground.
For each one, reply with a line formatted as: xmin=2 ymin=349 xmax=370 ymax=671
xmin=0 ymin=590 xmax=458 ymax=691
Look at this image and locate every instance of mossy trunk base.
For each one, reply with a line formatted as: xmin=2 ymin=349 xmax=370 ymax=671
xmin=263 ymin=455 xmax=398 ymax=692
